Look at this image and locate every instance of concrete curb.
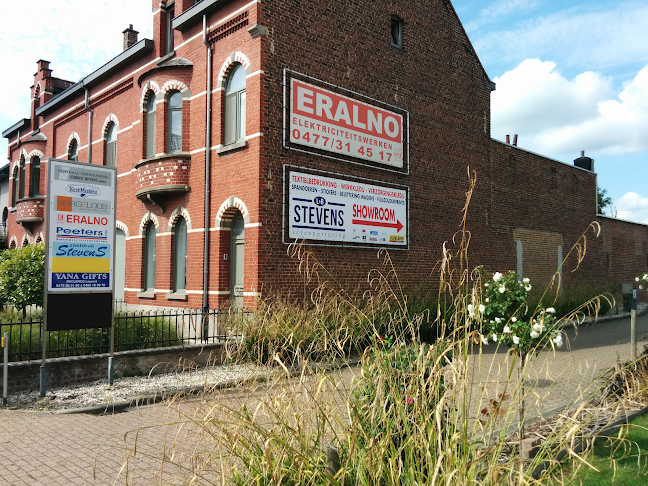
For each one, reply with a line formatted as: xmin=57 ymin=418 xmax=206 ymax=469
xmin=558 ymin=304 xmax=648 ymax=329
xmin=55 ymin=357 xmax=362 ymax=415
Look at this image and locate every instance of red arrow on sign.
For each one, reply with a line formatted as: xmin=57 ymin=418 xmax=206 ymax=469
xmin=352 ymin=219 xmax=404 ymax=233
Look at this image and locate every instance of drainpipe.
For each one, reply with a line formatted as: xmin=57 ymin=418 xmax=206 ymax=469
xmin=202 ymin=15 xmax=212 ymax=317
xmin=85 ymin=88 xmax=93 ymax=164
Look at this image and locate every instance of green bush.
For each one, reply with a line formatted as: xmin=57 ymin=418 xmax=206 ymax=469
xmin=1 ymin=311 xmax=182 ymax=361
xmin=0 ymin=243 xmax=45 ymax=317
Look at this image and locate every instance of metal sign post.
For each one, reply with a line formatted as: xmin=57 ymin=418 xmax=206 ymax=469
xmin=631 ymin=287 xmax=638 ymax=360
xmin=41 ymin=158 xmax=116 ymax=396
xmin=2 ymin=332 xmax=8 ymax=405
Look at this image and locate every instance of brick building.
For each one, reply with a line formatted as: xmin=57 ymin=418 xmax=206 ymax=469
xmin=3 ymin=0 xmax=647 ymax=309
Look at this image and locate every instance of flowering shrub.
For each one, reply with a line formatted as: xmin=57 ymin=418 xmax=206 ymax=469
xmin=636 ymin=272 xmax=648 ymax=290
xmin=473 ymin=270 xmax=563 ymax=355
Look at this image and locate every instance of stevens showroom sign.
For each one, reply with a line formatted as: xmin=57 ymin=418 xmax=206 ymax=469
xmin=289 ymin=78 xmax=406 ymax=169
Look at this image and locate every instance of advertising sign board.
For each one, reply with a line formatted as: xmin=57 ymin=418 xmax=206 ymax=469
xmin=46 ymin=159 xmax=116 ymax=293
xmin=289 ymin=78 xmax=406 ymax=169
xmin=287 ymin=170 xmax=408 ymax=247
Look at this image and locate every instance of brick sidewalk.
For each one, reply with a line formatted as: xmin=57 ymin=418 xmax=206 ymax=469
xmin=1 ymin=312 xmax=646 ymax=485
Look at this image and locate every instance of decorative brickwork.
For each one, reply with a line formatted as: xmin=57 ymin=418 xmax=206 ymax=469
xmin=139 ymin=211 xmax=160 ymax=236
xmin=116 ymin=220 xmax=130 ymax=237
xmin=101 ymin=114 xmax=120 ymax=136
xmin=15 ymin=197 xmax=45 ymax=224
xmin=168 ymin=206 xmax=192 ymax=230
xmin=135 ymin=154 xmax=191 ymax=198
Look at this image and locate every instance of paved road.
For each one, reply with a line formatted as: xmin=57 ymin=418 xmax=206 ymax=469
xmin=0 ymin=312 xmax=646 ymax=485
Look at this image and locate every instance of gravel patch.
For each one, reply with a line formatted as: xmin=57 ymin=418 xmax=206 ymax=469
xmin=4 ymin=364 xmax=266 ymax=411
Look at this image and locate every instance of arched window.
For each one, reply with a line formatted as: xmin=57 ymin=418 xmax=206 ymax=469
xmin=105 ymin=123 xmax=117 ymax=167
xmin=143 ymin=222 xmax=156 ymax=291
xmin=230 ymin=211 xmax=245 ymax=304
xmin=19 ymin=156 xmax=25 ymax=200
xmin=225 ymin=65 xmax=246 ymax=145
xmin=145 ymin=92 xmax=157 ymax=158
xmin=68 ymin=139 xmax=78 ymax=161
xmin=2 ymin=208 xmax=7 ymax=228
xmin=167 ymin=91 xmax=182 ymax=153
xmin=12 ymin=167 xmax=19 ymax=207
xmin=30 ymin=157 xmax=40 ymax=196
xmin=173 ymin=217 xmax=187 ymax=292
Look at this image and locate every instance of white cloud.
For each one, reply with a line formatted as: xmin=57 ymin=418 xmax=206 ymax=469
xmin=491 ymin=59 xmax=648 ymax=158
xmin=0 ymin=0 xmax=152 ymax=158
xmin=473 ymin=2 xmax=648 ymax=72
xmin=615 ymin=192 xmax=648 ymax=225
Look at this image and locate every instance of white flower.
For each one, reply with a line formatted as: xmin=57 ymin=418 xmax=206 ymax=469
xmin=480 ymin=334 xmax=489 ymax=345
xmin=530 ymin=330 xmax=540 ymax=339
xmin=637 ymin=277 xmax=641 ymax=282
xmin=503 ymin=325 xmax=511 ymax=334
xmin=467 ymin=304 xmax=474 ymax=314
xmin=485 ymin=298 xmax=489 ymax=303
xmin=525 ymin=284 xmax=532 ymax=291
xmin=484 ymin=282 xmax=489 ymax=287
xmin=511 ymin=317 xmax=517 ymax=323
xmin=479 ymin=304 xmax=485 ymax=313
xmin=495 ymin=317 xmax=502 ymax=324
xmin=492 ymin=333 xmax=498 ymax=342
xmin=523 ymin=277 xmax=530 ymax=284
xmin=533 ymin=323 xmax=542 ymax=333
xmin=513 ymin=336 xmax=520 ymax=345
xmin=493 ymin=272 xmax=503 ymax=282
xmin=546 ymin=307 xmax=555 ymax=314
xmin=499 ymin=285 xmax=506 ymax=293
xmin=553 ymin=335 xmax=563 ymax=348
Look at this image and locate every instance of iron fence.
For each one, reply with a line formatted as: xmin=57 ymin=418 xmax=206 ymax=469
xmin=0 ymin=307 xmax=241 ymax=363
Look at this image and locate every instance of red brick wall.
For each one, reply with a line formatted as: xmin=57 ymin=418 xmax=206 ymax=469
xmin=4 ymin=0 xmax=647 ymax=310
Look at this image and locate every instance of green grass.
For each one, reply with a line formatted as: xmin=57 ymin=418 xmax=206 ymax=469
xmin=559 ymin=412 xmax=648 ymax=485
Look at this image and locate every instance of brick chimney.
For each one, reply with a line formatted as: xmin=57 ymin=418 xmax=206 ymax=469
xmin=122 ymin=25 xmax=139 ymax=51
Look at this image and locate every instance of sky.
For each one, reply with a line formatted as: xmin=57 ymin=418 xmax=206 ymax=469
xmin=0 ymin=0 xmax=646 ymax=223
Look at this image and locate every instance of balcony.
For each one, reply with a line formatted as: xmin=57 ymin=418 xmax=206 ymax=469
xmin=135 ymin=153 xmax=191 ymax=208
xmin=15 ymin=197 xmax=45 ymax=224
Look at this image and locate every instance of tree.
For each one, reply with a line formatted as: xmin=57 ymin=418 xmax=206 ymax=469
xmin=598 ymin=185 xmax=613 ymax=215
xmin=0 ymin=243 xmax=45 ymax=317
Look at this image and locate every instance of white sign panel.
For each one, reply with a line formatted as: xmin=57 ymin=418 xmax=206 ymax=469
xmin=288 ymin=171 xmax=407 ymax=246
xmin=46 ymin=159 xmax=116 ymax=292
xmin=290 ymin=78 xmax=404 ymax=168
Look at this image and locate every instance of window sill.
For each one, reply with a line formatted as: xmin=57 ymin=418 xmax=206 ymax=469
xmin=166 ymin=291 xmax=188 ymax=301
xmin=215 ymin=140 xmax=248 ymax=155
xmin=137 ymin=291 xmax=156 ymax=299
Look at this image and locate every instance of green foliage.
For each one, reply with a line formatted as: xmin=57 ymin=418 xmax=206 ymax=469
xmin=1 ymin=311 xmax=182 ymax=361
xmin=477 ymin=270 xmax=561 ymax=355
xmin=637 ymin=272 xmax=648 ymax=289
xmin=228 ymin=294 xmax=392 ymax=366
xmin=597 ymin=185 xmax=613 ymax=215
xmin=0 ymin=243 xmax=45 ymax=314
xmin=349 ymin=335 xmax=451 ymax=472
